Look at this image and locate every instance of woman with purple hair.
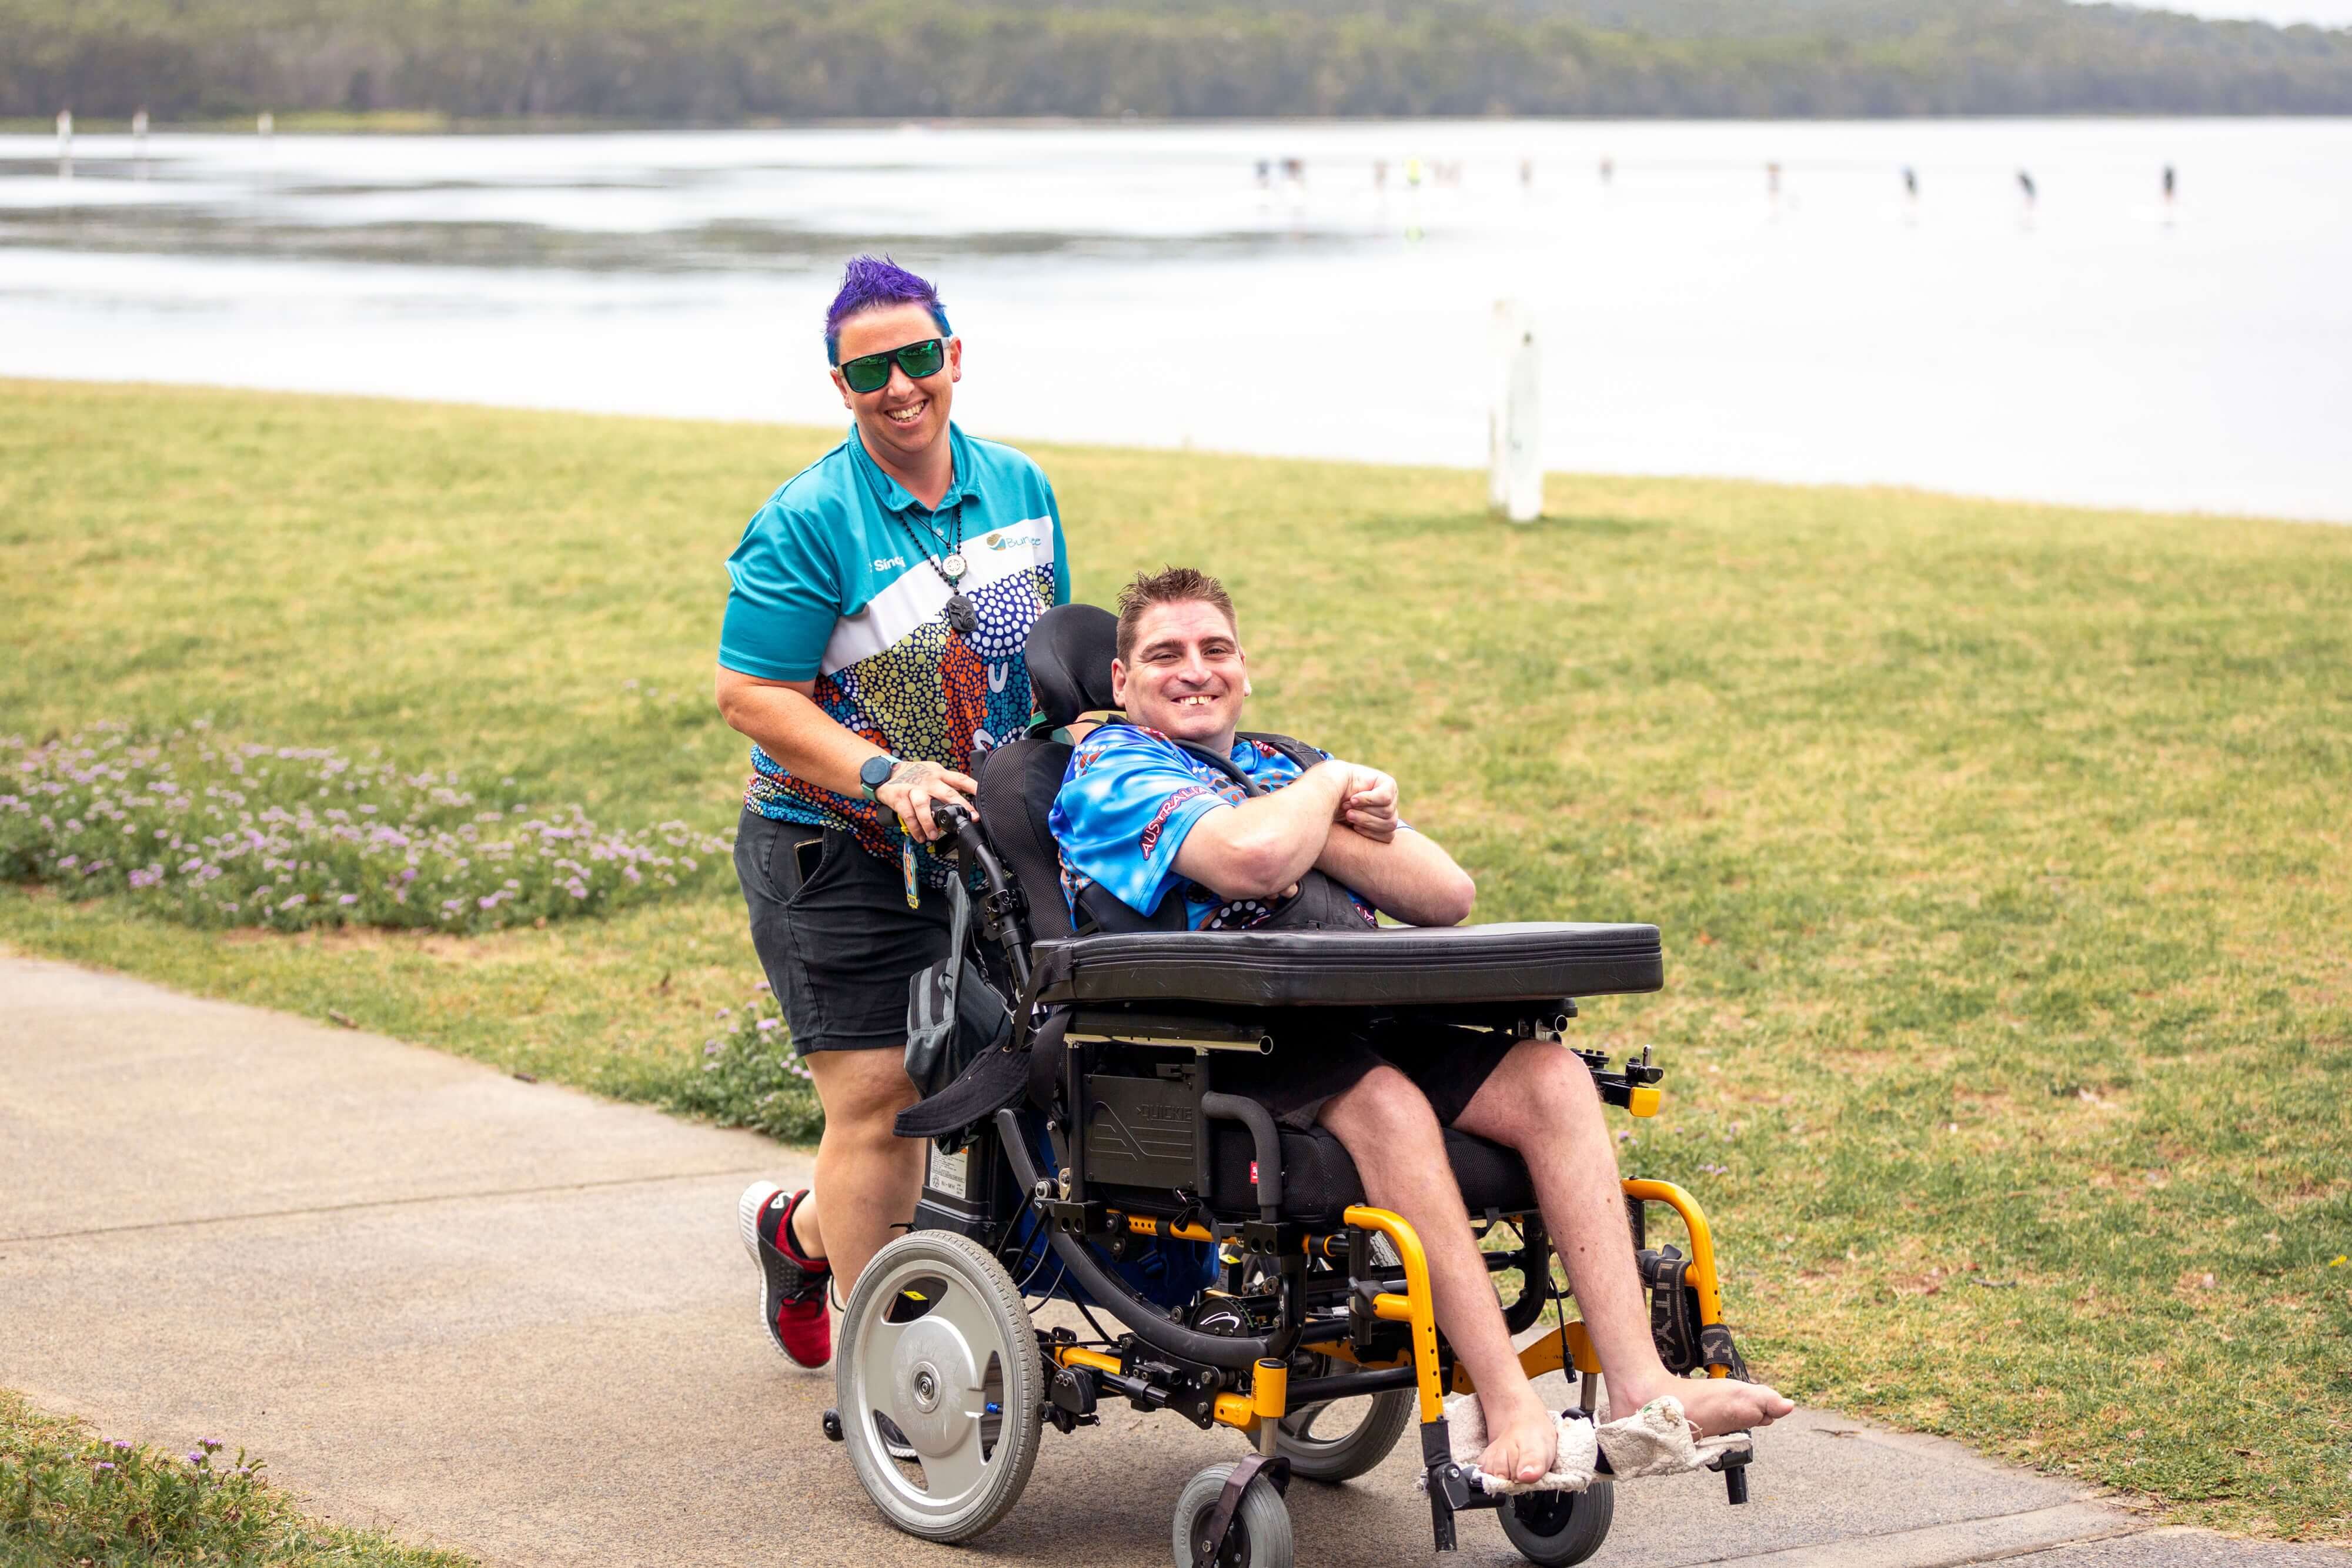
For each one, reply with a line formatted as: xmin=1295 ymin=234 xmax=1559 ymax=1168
xmin=717 ymin=256 xmax=1070 ymax=1372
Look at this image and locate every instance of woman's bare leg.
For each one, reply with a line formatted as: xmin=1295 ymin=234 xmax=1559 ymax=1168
xmin=796 ymin=1047 xmax=925 ymax=1295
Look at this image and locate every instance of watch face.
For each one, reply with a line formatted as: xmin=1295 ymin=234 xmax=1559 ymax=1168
xmin=861 ymin=755 xmax=897 ymax=790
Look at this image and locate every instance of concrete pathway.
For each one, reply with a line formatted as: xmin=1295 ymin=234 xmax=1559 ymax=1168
xmin=3 ymin=954 xmax=2342 ymax=1568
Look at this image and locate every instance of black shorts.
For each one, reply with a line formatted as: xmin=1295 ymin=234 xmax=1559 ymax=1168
xmin=1210 ymin=1019 xmax=1522 ymax=1131
xmin=734 ymin=810 xmax=950 ymax=1056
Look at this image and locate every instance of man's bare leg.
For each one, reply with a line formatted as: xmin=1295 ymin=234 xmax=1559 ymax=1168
xmin=795 ymin=1047 xmax=926 ymax=1296
xmin=1452 ymin=1042 xmax=1793 ymax=1438
xmin=1319 ymin=1067 xmax=1561 ymax=1485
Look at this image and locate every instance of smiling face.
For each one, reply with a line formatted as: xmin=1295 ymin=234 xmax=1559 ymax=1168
xmin=1112 ymin=599 xmax=1249 ymax=751
xmin=830 ymin=301 xmax=961 ymax=473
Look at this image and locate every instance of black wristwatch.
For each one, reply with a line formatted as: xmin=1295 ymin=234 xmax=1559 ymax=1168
xmin=859 ymin=754 xmax=903 ymax=801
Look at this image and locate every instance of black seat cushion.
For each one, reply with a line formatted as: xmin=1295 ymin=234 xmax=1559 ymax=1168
xmin=1192 ymin=1124 xmax=1536 ymax=1225
xmin=1034 ymin=922 xmax=1662 ymax=1009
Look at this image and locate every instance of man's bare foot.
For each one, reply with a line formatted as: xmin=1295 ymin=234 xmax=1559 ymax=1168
xmin=1476 ymin=1390 xmax=1562 ymax=1484
xmin=1610 ymin=1376 xmax=1793 ymax=1439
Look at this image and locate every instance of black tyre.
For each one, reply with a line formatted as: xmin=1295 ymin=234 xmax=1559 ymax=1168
xmin=1498 ymin=1479 xmax=1615 ymax=1567
xmin=1273 ymin=1362 xmax=1414 ymax=1484
xmin=1172 ymin=1460 xmax=1295 ymax=1568
xmin=835 ymin=1231 xmax=1044 ymax=1543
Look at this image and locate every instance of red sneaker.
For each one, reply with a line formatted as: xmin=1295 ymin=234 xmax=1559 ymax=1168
xmin=737 ymin=1182 xmax=831 ymax=1368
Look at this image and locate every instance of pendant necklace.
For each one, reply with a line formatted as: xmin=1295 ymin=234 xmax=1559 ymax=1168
xmin=894 ymin=500 xmax=978 ymax=635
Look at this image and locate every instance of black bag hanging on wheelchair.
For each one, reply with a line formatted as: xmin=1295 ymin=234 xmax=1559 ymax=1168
xmin=904 ymin=870 xmax=1014 ymax=1099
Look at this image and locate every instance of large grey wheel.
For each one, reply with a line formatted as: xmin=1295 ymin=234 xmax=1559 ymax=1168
xmin=1273 ymin=1356 xmax=1414 ymax=1483
xmin=1498 ymin=1479 xmax=1615 ymax=1567
xmin=835 ymin=1231 xmax=1044 ymax=1543
xmin=1172 ymin=1460 xmax=1295 ymax=1568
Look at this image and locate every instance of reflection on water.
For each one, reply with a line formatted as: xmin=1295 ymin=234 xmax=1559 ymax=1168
xmin=4 ymin=120 xmax=2349 ymax=521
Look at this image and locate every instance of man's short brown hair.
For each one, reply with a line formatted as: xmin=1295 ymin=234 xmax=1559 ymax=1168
xmin=1115 ymin=566 xmax=1238 ymax=663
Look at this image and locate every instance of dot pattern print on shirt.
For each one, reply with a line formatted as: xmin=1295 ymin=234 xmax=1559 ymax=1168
xmin=744 ymin=562 xmax=1054 ymax=883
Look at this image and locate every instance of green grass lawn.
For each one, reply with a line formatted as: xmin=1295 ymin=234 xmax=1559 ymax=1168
xmin=0 ymin=1388 xmax=473 ymax=1567
xmin=4 ymin=378 xmax=2347 ymax=1539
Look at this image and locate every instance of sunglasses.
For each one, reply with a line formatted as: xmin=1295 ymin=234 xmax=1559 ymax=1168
xmin=837 ymin=337 xmax=947 ymax=394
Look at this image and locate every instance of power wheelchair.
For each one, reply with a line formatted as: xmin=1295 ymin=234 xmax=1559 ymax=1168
xmin=823 ymin=605 xmax=1756 ymax=1568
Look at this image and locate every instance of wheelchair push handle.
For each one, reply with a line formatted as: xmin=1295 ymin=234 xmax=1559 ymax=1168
xmin=931 ymin=797 xmax=977 ymax=844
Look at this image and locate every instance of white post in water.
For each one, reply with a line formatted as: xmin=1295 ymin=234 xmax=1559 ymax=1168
xmin=56 ymin=109 xmax=72 ymax=178
xmin=132 ymin=108 xmax=149 ymax=178
xmin=258 ymin=111 xmax=275 ymax=138
xmin=1488 ymin=298 xmax=1542 ymax=523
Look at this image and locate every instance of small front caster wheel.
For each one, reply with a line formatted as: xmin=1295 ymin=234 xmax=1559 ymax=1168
xmin=1498 ymin=1479 xmax=1615 ymax=1567
xmin=820 ymin=1407 xmax=844 ymax=1443
xmin=1173 ymin=1460 xmax=1294 ymax=1568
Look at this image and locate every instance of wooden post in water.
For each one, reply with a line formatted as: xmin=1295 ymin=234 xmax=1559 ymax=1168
xmin=1489 ymin=299 xmax=1542 ymax=523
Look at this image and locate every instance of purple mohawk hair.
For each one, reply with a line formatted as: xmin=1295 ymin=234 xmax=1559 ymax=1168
xmin=824 ymin=255 xmax=951 ymax=364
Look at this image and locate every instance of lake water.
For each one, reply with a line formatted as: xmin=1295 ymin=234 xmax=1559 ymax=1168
xmin=4 ymin=119 xmax=2348 ymax=522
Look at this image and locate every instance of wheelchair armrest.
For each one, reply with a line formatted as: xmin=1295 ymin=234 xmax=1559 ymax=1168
xmin=1201 ymin=1092 xmax=1282 ymax=1218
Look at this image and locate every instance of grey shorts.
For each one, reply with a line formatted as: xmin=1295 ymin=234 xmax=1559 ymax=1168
xmin=734 ymin=810 xmax=950 ymax=1055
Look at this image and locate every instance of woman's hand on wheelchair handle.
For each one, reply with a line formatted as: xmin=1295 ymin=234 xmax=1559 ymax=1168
xmin=877 ymin=760 xmax=979 ymax=844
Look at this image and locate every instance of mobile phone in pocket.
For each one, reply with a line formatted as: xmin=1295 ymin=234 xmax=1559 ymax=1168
xmin=791 ymin=833 xmax=826 ymax=887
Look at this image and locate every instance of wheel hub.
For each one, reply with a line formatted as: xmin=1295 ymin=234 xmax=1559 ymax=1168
xmin=890 ymin=1315 xmax=979 ymax=1456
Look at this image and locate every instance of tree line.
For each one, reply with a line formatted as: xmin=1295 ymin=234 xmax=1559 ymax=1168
xmin=8 ymin=0 xmax=2351 ymax=121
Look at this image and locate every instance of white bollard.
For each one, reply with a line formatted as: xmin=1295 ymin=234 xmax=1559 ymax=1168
xmin=56 ymin=109 xmax=72 ymax=178
xmin=1488 ymin=299 xmax=1543 ymax=523
xmin=258 ymin=111 xmax=275 ymax=137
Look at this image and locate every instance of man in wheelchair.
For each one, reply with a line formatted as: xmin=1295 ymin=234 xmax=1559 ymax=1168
xmin=806 ymin=568 xmax=1788 ymax=1562
xmin=1052 ymin=567 xmax=1791 ymax=1488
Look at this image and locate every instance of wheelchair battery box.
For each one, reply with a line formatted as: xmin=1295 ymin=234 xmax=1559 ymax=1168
xmin=913 ymin=1126 xmax=998 ymax=1242
xmin=1082 ymin=1064 xmax=1205 ymax=1191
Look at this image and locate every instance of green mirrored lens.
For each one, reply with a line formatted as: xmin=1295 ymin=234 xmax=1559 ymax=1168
xmin=896 ymin=339 xmax=946 ymax=378
xmin=841 ymin=353 xmax=892 ymax=393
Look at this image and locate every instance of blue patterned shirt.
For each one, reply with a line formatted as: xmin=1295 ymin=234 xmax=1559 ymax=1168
xmin=1050 ymin=723 xmax=1379 ymax=931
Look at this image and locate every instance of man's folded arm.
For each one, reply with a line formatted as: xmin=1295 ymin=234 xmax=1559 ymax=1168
xmin=1170 ymin=761 xmax=1353 ymax=902
xmin=1314 ymin=821 xmax=1476 ymax=928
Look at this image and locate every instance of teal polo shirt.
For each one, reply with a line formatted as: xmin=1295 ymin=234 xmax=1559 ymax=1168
xmin=720 ymin=422 xmax=1070 ymax=874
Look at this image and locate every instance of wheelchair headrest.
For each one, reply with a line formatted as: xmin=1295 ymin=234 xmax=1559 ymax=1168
xmin=1024 ymin=603 xmax=1119 ymax=726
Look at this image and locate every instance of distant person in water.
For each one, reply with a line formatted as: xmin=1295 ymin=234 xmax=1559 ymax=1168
xmin=2163 ymin=163 xmax=2176 ymax=204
